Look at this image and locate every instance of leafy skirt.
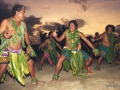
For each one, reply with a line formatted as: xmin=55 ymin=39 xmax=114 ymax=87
xmin=62 ymin=47 xmax=89 ymax=75
xmin=7 ymin=48 xmax=30 ymax=85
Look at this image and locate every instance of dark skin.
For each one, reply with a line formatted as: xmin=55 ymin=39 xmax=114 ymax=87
xmin=52 ymin=22 xmax=97 ymax=81
xmin=91 ymin=27 xmax=115 ymax=69
xmin=0 ymin=8 xmax=44 ymax=84
xmin=38 ymin=33 xmax=62 ymax=68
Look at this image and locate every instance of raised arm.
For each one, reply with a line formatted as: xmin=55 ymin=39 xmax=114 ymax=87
xmin=41 ymin=39 xmax=48 ymax=47
xmin=52 ymin=30 xmax=65 ymax=42
xmin=24 ymin=30 xmax=31 ymax=46
xmin=0 ymin=19 xmax=9 ymax=34
xmin=91 ymin=33 xmax=104 ymax=42
xmin=24 ymin=22 xmax=31 ymax=46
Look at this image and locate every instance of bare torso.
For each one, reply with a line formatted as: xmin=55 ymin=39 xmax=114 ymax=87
xmin=46 ymin=38 xmax=55 ymax=50
xmin=64 ymin=31 xmax=78 ymax=50
xmin=101 ymin=32 xmax=111 ymax=47
xmin=6 ymin=18 xmax=22 ymax=50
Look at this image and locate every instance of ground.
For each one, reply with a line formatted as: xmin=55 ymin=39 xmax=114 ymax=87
xmin=0 ymin=57 xmax=120 ymax=90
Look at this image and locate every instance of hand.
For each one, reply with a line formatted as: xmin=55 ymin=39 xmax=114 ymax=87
xmin=52 ymin=30 xmax=57 ymax=37
xmin=27 ymin=47 xmax=31 ymax=54
xmin=94 ymin=52 xmax=98 ymax=56
xmin=92 ymin=48 xmax=99 ymax=56
xmin=91 ymin=38 xmax=95 ymax=42
xmin=38 ymin=45 xmax=44 ymax=51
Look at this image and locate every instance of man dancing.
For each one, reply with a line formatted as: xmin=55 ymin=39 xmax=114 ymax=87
xmin=0 ymin=4 xmax=44 ymax=85
xmin=91 ymin=24 xmax=115 ymax=71
xmin=38 ymin=31 xmax=62 ymax=70
xmin=52 ymin=20 xmax=98 ymax=81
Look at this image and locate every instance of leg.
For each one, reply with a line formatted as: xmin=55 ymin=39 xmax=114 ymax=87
xmin=0 ymin=64 xmax=8 ymax=81
xmin=28 ymin=59 xmax=35 ymax=79
xmin=111 ymin=53 xmax=118 ymax=66
xmin=38 ymin=55 xmax=46 ymax=70
xmin=27 ymin=59 xmax=44 ymax=84
xmin=84 ymin=57 xmax=92 ymax=69
xmin=95 ymin=56 xmax=104 ymax=71
xmin=83 ymin=57 xmax=92 ymax=74
xmin=57 ymin=52 xmax=61 ymax=58
xmin=52 ymin=54 xmax=66 ymax=81
xmin=44 ymin=52 xmax=54 ymax=66
xmin=81 ymin=50 xmax=92 ymax=74
xmin=97 ymin=56 xmax=104 ymax=66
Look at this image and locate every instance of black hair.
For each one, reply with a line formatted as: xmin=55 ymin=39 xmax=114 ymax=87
xmin=12 ymin=4 xmax=25 ymax=16
xmin=69 ymin=20 xmax=78 ymax=29
xmin=95 ymin=32 xmax=99 ymax=35
xmin=48 ymin=31 xmax=53 ymax=37
xmin=105 ymin=24 xmax=115 ymax=32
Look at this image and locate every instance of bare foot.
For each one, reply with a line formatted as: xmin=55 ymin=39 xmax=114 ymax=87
xmin=31 ymin=78 xmax=45 ymax=85
xmin=51 ymin=79 xmax=57 ymax=82
xmin=51 ymin=74 xmax=60 ymax=82
xmin=87 ymin=67 xmax=93 ymax=74
xmin=37 ymin=81 xmax=45 ymax=85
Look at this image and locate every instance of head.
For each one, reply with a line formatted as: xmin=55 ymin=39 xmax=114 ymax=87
xmin=12 ymin=4 xmax=25 ymax=20
xmin=48 ymin=31 xmax=53 ymax=38
xmin=105 ymin=24 xmax=115 ymax=33
xmin=95 ymin=32 xmax=99 ymax=37
xmin=69 ymin=20 xmax=78 ymax=32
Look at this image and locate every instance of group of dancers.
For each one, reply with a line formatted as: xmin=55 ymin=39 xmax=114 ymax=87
xmin=0 ymin=4 xmax=120 ymax=85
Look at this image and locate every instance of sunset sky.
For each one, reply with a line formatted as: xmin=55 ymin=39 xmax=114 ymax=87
xmin=1 ymin=0 xmax=120 ymax=44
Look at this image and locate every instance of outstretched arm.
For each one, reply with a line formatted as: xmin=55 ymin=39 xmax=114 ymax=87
xmin=52 ymin=30 xmax=65 ymax=42
xmin=81 ymin=41 xmax=90 ymax=52
xmin=80 ymin=32 xmax=94 ymax=50
xmin=80 ymin=32 xmax=99 ymax=56
xmin=40 ymin=39 xmax=48 ymax=47
xmin=24 ymin=30 xmax=31 ymax=46
xmin=91 ymin=33 xmax=104 ymax=42
xmin=38 ymin=40 xmax=48 ymax=51
xmin=24 ymin=29 xmax=36 ymax=56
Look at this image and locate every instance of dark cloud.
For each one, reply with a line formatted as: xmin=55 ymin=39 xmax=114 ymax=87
xmin=0 ymin=0 xmax=30 ymax=23
xmin=25 ymin=15 xmax=42 ymax=26
xmin=61 ymin=18 xmax=69 ymax=26
xmin=24 ymin=15 xmax=42 ymax=35
xmin=0 ymin=0 xmax=12 ymax=22
xmin=75 ymin=19 xmax=86 ymax=28
xmin=81 ymin=4 xmax=87 ymax=11
xmin=42 ymin=22 xmax=62 ymax=31
xmin=69 ymin=0 xmax=89 ymax=11
xmin=61 ymin=18 xmax=86 ymax=28
xmin=41 ymin=18 xmax=85 ymax=33
xmin=0 ymin=0 xmax=41 ymax=36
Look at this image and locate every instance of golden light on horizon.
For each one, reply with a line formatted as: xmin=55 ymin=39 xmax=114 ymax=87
xmin=3 ymin=0 xmax=120 ymax=44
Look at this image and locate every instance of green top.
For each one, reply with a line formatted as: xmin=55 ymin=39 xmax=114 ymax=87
xmin=50 ymin=39 xmax=56 ymax=49
xmin=106 ymin=32 xmax=115 ymax=47
xmin=66 ymin=29 xmax=80 ymax=50
xmin=0 ymin=17 xmax=27 ymax=56
xmin=9 ymin=17 xmax=27 ymax=48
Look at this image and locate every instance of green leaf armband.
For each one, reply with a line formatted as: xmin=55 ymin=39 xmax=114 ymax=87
xmin=92 ymin=48 xmax=99 ymax=55
xmin=27 ymin=46 xmax=37 ymax=57
xmin=53 ymin=74 xmax=60 ymax=80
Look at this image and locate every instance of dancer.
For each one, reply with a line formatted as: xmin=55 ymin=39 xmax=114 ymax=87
xmin=91 ymin=24 xmax=115 ymax=70
xmin=52 ymin=20 xmax=98 ymax=81
xmin=38 ymin=31 xmax=62 ymax=70
xmin=0 ymin=4 xmax=44 ymax=85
